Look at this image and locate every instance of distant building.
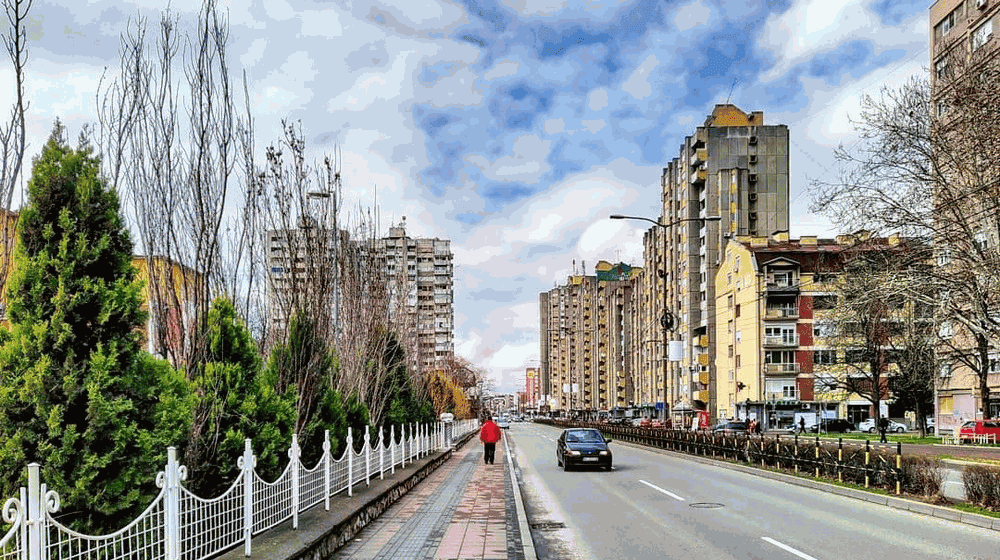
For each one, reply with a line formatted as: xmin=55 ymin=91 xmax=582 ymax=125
xmin=370 ymin=221 xmax=454 ymax=377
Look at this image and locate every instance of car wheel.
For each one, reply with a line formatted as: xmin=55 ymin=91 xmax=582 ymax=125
xmin=605 ymin=463 xmax=613 ymax=471
xmin=896 ymin=427 xmax=905 ymax=433
xmin=563 ymin=457 xmax=571 ymax=472
xmin=868 ymin=427 xmax=876 ymax=433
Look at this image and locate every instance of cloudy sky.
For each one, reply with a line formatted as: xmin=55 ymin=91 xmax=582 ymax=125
xmin=3 ymin=0 xmax=933 ymax=394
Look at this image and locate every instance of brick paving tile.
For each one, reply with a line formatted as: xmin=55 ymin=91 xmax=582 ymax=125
xmin=333 ymin=431 xmax=521 ymax=560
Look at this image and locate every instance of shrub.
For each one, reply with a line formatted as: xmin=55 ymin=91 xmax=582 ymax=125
xmin=963 ymin=464 xmax=1000 ymax=510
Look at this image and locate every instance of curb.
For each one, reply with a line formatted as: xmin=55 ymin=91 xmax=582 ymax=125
xmin=612 ymin=438 xmax=1000 ymax=533
xmin=504 ymin=431 xmax=538 ymax=560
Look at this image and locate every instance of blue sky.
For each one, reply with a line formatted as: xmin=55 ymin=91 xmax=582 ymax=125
xmin=2 ymin=0 xmax=933 ymax=394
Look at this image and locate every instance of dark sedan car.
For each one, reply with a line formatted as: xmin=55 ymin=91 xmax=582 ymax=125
xmin=812 ymin=419 xmax=855 ymax=433
xmin=556 ymin=428 xmax=613 ymax=471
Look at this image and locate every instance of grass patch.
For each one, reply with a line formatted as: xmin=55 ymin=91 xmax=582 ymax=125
xmin=936 ymin=454 xmax=1000 ymax=466
xmin=952 ymin=502 xmax=1000 ymax=519
xmin=814 ymin=433 xmax=943 ymax=445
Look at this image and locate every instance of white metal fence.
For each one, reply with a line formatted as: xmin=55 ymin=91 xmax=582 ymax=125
xmin=0 ymin=418 xmax=478 ymax=560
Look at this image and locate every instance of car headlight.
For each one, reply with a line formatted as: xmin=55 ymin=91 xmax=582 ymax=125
xmin=599 ymin=450 xmax=609 ymax=456
xmin=567 ymin=450 xmax=581 ymax=456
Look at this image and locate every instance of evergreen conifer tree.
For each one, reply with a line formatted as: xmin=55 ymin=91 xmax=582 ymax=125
xmin=0 ymin=122 xmax=191 ymax=533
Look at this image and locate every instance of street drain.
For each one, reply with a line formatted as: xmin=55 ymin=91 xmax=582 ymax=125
xmin=530 ymin=521 xmax=567 ymax=530
xmin=688 ymin=503 xmax=725 ymax=509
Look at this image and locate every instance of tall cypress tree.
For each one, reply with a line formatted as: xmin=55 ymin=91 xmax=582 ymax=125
xmin=0 ymin=122 xmax=188 ymax=532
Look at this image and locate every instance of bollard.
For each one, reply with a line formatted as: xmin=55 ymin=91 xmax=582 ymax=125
xmin=896 ymin=441 xmax=902 ymax=495
xmin=815 ymin=437 xmax=820 ymax=478
xmin=838 ymin=438 xmax=843 ymax=483
xmin=865 ymin=439 xmax=871 ymax=489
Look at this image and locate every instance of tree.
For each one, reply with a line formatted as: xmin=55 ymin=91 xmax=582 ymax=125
xmin=0 ymin=122 xmax=192 ymax=533
xmin=95 ymin=0 xmax=256 ymax=370
xmin=0 ymin=0 xmax=33 ymax=308
xmin=811 ymin=50 xmax=1000 ymax=420
xmin=186 ymin=297 xmax=295 ymax=496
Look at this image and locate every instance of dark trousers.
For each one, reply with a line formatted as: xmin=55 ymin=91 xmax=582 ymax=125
xmin=879 ymin=429 xmax=888 ymax=443
xmin=484 ymin=442 xmax=496 ymax=464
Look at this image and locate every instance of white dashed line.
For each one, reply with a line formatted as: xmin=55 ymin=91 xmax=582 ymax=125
xmin=762 ymin=537 xmax=818 ymax=560
xmin=638 ymin=479 xmax=685 ymax=501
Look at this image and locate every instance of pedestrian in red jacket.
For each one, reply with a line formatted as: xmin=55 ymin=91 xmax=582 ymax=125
xmin=480 ymin=415 xmax=502 ymax=464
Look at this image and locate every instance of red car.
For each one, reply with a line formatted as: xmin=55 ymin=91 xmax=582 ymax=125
xmin=959 ymin=420 xmax=1000 ymax=443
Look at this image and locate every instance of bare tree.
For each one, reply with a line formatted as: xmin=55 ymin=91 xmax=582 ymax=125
xmin=811 ymin=47 xmax=1000 ymax=420
xmin=0 ymin=0 xmax=32 ymax=295
xmin=95 ymin=0 xmax=254 ymax=371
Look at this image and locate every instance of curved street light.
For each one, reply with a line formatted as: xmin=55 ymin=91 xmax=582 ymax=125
xmin=610 ymin=213 xmax=721 ymax=425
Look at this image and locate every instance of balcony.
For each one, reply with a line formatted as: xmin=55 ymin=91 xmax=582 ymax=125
xmin=763 ymin=333 xmax=799 ymax=347
xmin=764 ymin=363 xmax=800 ymax=375
xmin=764 ymin=307 xmax=799 ymax=319
xmin=690 ymin=168 xmax=707 ymax=184
xmin=692 ymin=148 xmax=708 ymax=166
xmin=766 ymin=279 xmax=800 ymax=293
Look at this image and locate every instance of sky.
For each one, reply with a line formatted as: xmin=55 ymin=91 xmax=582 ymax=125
xmin=1 ymin=0 xmax=935 ymax=394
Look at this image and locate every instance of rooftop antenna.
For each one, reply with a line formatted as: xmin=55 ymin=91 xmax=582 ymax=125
xmin=726 ymin=77 xmax=738 ymax=105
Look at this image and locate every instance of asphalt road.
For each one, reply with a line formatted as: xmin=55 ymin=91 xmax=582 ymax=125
xmin=507 ymin=422 xmax=1000 ymax=560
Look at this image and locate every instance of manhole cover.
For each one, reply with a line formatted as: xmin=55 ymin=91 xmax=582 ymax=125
xmin=530 ymin=521 xmax=567 ymax=530
xmin=688 ymin=503 xmax=725 ymax=509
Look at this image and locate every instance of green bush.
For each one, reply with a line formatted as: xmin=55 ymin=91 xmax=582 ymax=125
xmin=0 ymin=123 xmax=194 ymax=533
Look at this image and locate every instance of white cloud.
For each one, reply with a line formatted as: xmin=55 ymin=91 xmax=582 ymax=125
xmin=674 ymin=0 xmax=711 ymax=32
xmin=543 ymin=118 xmax=565 ymax=134
xmin=622 ymin=54 xmax=658 ymax=100
xmin=484 ymin=60 xmax=522 ymax=81
xmin=467 ymin=134 xmax=551 ymax=181
xmin=326 ymin=50 xmax=412 ymax=112
xmin=241 ymin=38 xmax=268 ymax=69
xmin=588 ymin=88 xmax=608 ymax=111
xmin=581 ymin=119 xmax=607 ymax=134
xmin=299 ymin=8 xmax=345 ymax=37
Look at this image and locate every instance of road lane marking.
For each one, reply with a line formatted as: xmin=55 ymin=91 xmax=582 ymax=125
xmin=761 ymin=537 xmax=818 ymax=560
xmin=639 ymin=479 xmax=685 ymax=501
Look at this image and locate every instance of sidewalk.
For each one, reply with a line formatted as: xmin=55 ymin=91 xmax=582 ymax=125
xmin=332 ymin=433 xmax=529 ymax=559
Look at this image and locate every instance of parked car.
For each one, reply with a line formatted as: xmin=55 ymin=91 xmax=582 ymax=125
xmin=556 ymin=428 xmax=613 ymax=471
xmin=811 ymin=419 xmax=855 ymax=433
xmin=858 ymin=418 xmax=906 ymax=433
xmin=496 ymin=417 xmax=510 ymax=429
xmin=959 ymin=420 xmax=1000 ymax=442
xmin=713 ymin=421 xmax=748 ymax=434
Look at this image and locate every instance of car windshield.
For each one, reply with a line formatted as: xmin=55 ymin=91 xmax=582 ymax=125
xmin=566 ymin=430 xmax=604 ymax=443
xmin=962 ymin=421 xmax=976 ymax=428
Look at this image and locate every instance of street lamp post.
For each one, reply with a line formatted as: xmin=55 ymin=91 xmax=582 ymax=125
xmin=610 ymin=213 xmax=721 ymax=426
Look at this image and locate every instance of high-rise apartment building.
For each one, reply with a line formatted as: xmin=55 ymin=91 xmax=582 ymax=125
xmin=540 ymin=272 xmax=597 ymax=415
xmin=372 ymin=222 xmax=455 ymax=377
xmin=539 ymin=261 xmax=637 ymax=416
xmin=659 ymin=105 xmax=790 ymax=421
xmin=929 ymin=0 xmax=1000 ymax=429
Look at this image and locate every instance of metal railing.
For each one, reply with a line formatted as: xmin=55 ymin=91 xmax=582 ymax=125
xmin=0 ymin=419 xmax=478 ymax=560
xmin=542 ymin=421 xmax=905 ymax=494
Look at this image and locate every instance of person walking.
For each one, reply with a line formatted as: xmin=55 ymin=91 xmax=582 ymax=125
xmin=480 ymin=414 xmax=502 ymax=464
xmin=798 ymin=417 xmax=806 ymax=435
xmin=878 ymin=416 xmax=889 ymax=443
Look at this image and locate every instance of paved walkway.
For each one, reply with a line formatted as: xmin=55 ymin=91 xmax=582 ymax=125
xmin=332 ymin=432 xmax=526 ymax=559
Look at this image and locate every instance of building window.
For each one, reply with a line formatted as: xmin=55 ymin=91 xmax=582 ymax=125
xmin=813 ymin=321 xmax=835 ymax=338
xmin=940 ymin=395 xmax=954 ymax=414
xmin=735 ymin=304 xmax=741 ymax=318
xmin=728 ymin=319 xmax=734 ymax=334
xmin=973 ymin=19 xmax=993 ymax=50
xmin=935 ymin=4 xmax=963 ymax=41
xmin=935 ymin=57 xmax=950 ymax=80
xmin=728 ymin=294 xmax=734 ymax=308
xmin=937 ymin=246 xmax=951 ymax=266
xmin=939 ymin=321 xmax=954 ymax=339
xmin=940 ymin=363 xmax=953 ymax=378
xmin=814 ymin=350 xmax=837 ymax=365
xmin=728 ymin=345 xmax=734 ymax=358
xmin=813 ymin=295 xmax=837 ymax=310
xmin=735 ymin=354 xmax=741 ymax=367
